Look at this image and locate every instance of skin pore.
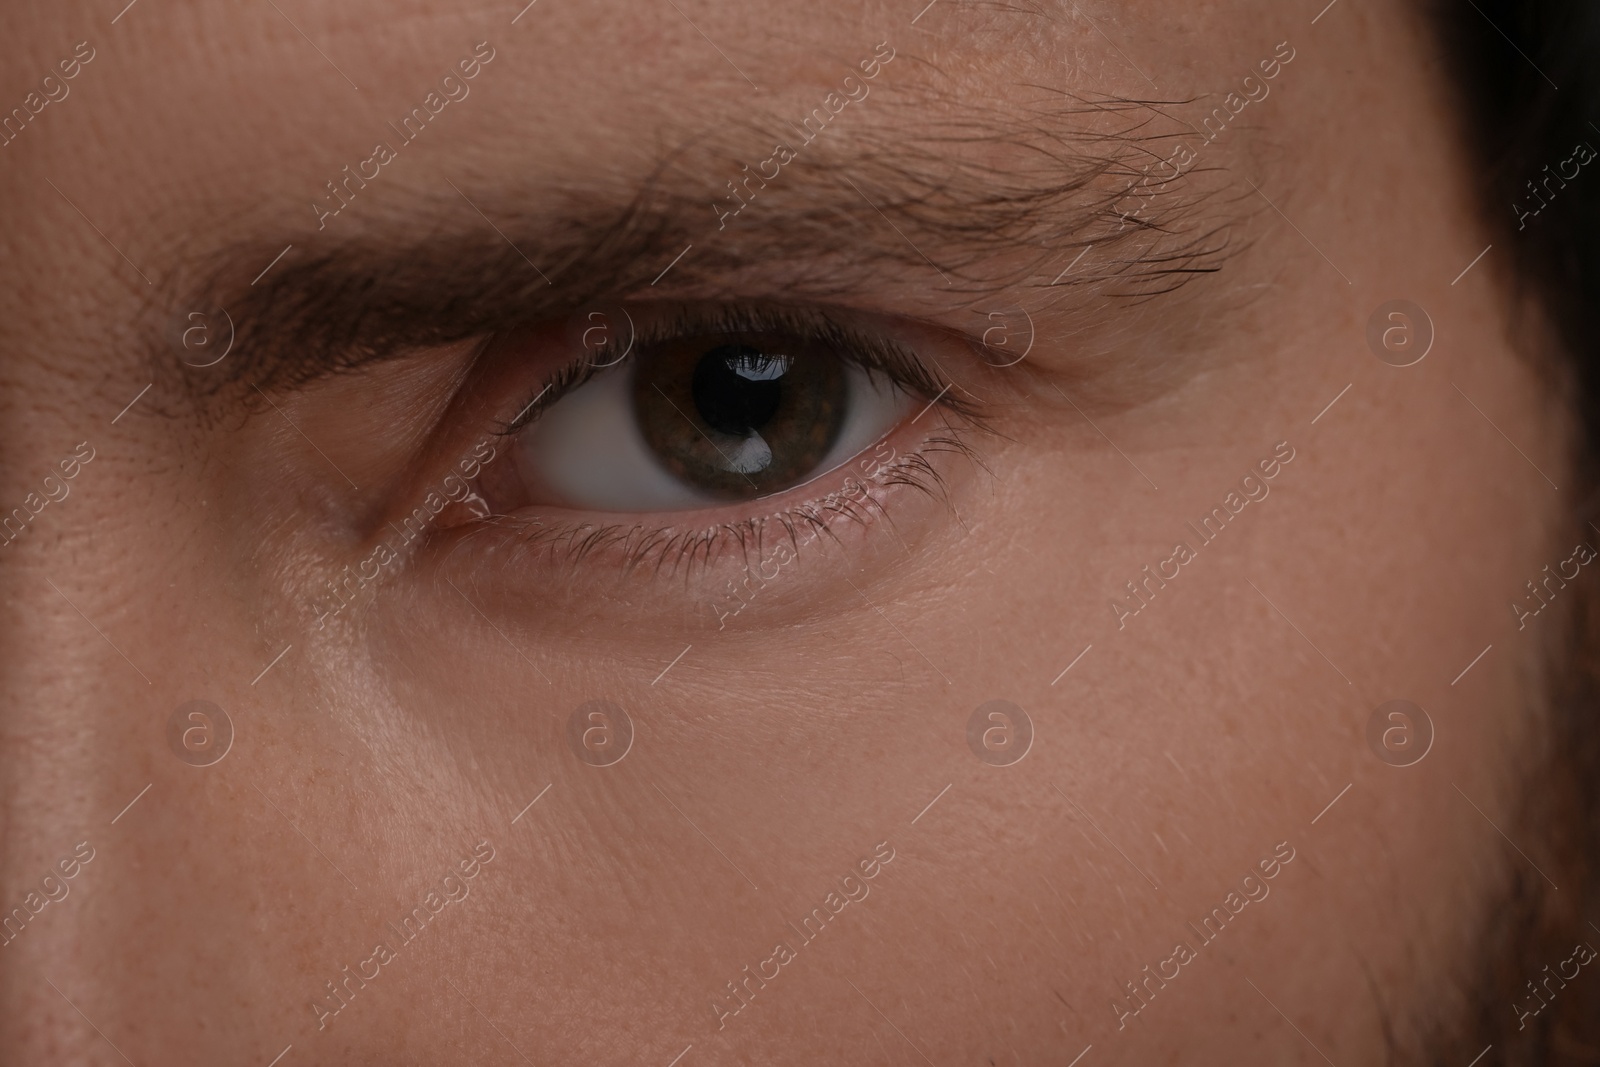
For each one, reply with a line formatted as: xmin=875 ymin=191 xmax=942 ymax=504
xmin=0 ymin=0 xmax=1588 ymax=1063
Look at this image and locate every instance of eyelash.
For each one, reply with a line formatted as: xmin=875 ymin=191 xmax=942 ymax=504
xmin=494 ymin=303 xmax=981 ymax=435
xmin=476 ymin=427 xmax=981 ymax=577
xmin=459 ymin=304 xmax=989 ymax=577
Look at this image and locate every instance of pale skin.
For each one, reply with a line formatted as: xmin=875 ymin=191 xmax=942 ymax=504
xmin=0 ymin=0 xmax=1571 ymax=1063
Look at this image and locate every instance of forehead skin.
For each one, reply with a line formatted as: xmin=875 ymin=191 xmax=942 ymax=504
xmin=0 ymin=0 xmax=1567 ymax=1065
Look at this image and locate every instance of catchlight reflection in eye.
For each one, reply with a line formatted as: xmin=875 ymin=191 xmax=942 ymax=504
xmin=513 ymin=332 xmax=909 ymax=512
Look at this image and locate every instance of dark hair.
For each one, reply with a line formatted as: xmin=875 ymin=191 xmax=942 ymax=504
xmin=1435 ymin=0 xmax=1600 ymax=439
xmin=1432 ymin=2 xmax=1600 ymax=1062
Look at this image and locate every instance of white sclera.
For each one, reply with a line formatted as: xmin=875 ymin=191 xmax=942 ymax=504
xmin=515 ymin=359 xmax=910 ymax=512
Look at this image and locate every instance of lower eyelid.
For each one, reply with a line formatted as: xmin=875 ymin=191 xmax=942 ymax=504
xmin=439 ymin=420 xmax=982 ymax=586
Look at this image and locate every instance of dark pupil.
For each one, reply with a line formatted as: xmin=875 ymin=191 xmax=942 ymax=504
xmin=633 ymin=331 xmax=848 ymax=499
xmin=692 ymin=344 xmax=788 ymax=435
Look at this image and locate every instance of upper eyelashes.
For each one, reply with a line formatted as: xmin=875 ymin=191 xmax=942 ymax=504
xmin=497 ymin=305 xmax=969 ymax=436
xmin=480 ymin=304 xmax=960 ymax=516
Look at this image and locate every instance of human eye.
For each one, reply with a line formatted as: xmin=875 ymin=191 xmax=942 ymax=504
xmin=438 ymin=302 xmax=984 ymax=578
xmin=482 ymin=305 xmax=958 ymax=514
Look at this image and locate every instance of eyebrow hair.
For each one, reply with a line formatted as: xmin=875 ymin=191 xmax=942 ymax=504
xmin=161 ymin=90 xmax=1235 ymax=403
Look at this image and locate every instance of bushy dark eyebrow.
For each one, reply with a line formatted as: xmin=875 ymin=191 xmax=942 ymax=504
xmin=162 ymin=91 xmax=1234 ymax=403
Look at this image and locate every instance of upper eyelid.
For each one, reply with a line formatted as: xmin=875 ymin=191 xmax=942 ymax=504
xmin=171 ymin=98 xmax=1227 ymax=409
xmin=493 ymin=304 xmax=976 ymax=437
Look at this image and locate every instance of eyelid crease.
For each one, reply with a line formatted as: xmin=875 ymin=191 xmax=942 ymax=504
xmin=492 ymin=303 xmax=983 ymax=437
xmin=167 ymin=89 xmax=1235 ymax=412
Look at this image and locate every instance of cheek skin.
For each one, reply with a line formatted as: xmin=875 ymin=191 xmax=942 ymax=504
xmin=0 ymin=3 xmax=1573 ymax=1067
xmin=235 ymin=290 xmax=1554 ymax=1066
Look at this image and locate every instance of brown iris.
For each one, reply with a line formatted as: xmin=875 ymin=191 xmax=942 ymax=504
xmin=633 ymin=331 xmax=848 ymax=499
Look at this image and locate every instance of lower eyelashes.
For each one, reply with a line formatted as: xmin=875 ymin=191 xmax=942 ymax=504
xmin=467 ymin=424 xmax=978 ymax=580
xmin=370 ymin=303 xmax=992 ymax=621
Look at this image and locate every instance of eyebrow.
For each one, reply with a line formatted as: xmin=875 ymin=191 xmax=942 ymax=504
xmin=163 ymin=91 xmax=1233 ymax=402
